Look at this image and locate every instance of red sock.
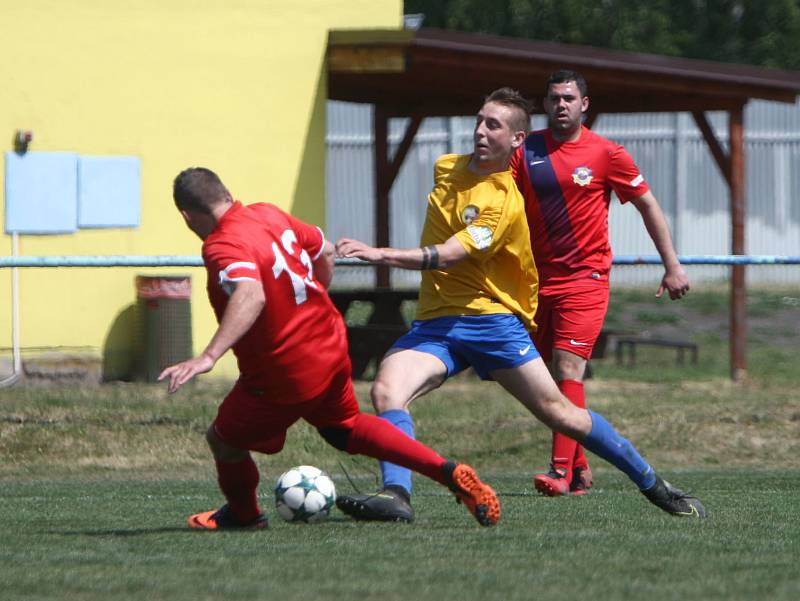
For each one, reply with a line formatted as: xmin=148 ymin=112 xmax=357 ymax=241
xmin=345 ymin=413 xmax=447 ymax=484
xmin=550 ymin=379 xmax=587 ymax=481
xmin=562 ymin=380 xmax=590 ymax=471
xmin=215 ymin=455 xmax=261 ymax=523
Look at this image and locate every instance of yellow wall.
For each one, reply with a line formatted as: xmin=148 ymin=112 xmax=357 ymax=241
xmin=0 ymin=1 xmax=401 ymax=379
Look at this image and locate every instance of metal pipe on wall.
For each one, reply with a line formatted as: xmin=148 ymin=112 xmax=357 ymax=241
xmin=0 ymin=233 xmax=22 ymax=387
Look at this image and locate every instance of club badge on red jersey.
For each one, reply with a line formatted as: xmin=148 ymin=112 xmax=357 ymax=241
xmin=572 ymin=166 xmax=593 ymax=187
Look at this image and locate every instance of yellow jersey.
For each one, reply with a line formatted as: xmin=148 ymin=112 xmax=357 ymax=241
xmin=415 ymin=154 xmax=539 ymax=330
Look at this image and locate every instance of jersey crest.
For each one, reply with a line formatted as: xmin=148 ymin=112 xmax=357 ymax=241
xmin=572 ymin=166 xmax=593 ymax=186
xmin=461 ymin=204 xmax=479 ymax=225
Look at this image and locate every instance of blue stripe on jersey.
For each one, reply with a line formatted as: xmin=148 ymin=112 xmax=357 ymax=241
xmin=524 ymin=133 xmax=582 ymax=264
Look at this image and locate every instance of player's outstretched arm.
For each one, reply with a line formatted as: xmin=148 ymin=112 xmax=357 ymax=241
xmin=159 ymin=280 xmax=265 ymax=393
xmin=630 ymin=191 xmax=690 ymax=300
xmin=335 ymin=236 xmax=468 ymax=270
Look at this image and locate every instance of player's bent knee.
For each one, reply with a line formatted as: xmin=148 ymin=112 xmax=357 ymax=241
xmin=205 ymin=425 xmax=249 ymax=462
xmin=318 ymin=426 xmax=351 ymax=451
xmin=370 ymin=380 xmax=405 ymax=413
xmin=554 ymin=359 xmax=586 ymax=382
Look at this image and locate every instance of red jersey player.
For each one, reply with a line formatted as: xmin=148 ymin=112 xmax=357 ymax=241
xmin=510 ymin=71 xmax=690 ymax=497
xmin=159 ymin=167 xmax=500 ymax=528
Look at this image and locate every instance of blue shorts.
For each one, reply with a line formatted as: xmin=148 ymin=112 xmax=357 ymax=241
xmin=391 ymin=314 xmax=540 ymax=380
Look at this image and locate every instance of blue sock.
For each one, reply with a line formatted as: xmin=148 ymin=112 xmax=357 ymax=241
xmin=582 ymin=410 xmax=657 ymax=490
xmin=378 ymin=410 xmax=415 ymax=495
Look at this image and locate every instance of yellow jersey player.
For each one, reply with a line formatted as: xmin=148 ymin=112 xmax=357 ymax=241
xmin=335 ymin=87 xmax=706 ymax=522
xmin=415 ymin=152 xmax=538 ymax=329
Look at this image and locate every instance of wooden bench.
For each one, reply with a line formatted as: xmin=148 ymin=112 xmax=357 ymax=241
xmin=614 ymin=336 xmax=698 ymax=366
xmin=329 ymin=289 xmax=417 ymax=378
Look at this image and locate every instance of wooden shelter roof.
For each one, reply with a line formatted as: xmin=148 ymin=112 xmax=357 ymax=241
xmin=328 ymin=27 xmax=800 ymax=116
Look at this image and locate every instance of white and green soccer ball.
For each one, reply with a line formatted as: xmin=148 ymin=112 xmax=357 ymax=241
xmin=274 ymin=465 xmax=336 ymax=523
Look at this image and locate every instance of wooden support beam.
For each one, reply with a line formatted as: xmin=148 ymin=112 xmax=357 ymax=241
xmin=692 ymin=111 xmax=732 ymax=183
xmin=690 ymin=107 xmax=748 ymax=381
xmin=328 ymin=46 xmax=406 ymax=73
xmin=374 ymin=106 xmax=390 ymax=288
xmin=729 ymin=104 xmax=747 ymax=381
xmin=373 ymin=109 xmax=425 ymax=289
xmin=387 ymin=116 xmax=423 ymax=187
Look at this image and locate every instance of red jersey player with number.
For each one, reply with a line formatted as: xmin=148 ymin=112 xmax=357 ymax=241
xmin=510 ymin=71 xmax=690 ymax=497
xmin=158 ymin=167 xmax=500 ymax=529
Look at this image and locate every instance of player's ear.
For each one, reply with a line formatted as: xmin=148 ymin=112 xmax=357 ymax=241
xmin=581 ymin=95 xmax=590 ymax=114
xmin=511 ymin=130 xmax=526 ymax=149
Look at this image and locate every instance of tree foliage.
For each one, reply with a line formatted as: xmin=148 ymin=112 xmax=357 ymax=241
xmin=405 ymin=0 xmax=800 ymax=70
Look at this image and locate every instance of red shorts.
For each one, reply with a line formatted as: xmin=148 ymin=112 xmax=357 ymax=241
xmin=533 ymin=286 xmax=609 ymax=362
xmin=212 ymin=364 xmax=360 ymax=454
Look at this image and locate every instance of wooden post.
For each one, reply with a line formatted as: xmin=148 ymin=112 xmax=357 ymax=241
xmin=373 ymin=106 xmax=390 ymax=288
xmin=693 ymin=108 xmax=748 ymax=381
xmin=729 ymin=105 xmax=747 ymax=381
xmin=373 ymin=108 xmax=423 ymax=290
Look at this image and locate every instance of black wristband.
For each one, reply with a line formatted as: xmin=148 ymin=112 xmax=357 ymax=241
xmin=428 ymin=245 xmax=440 ymax=270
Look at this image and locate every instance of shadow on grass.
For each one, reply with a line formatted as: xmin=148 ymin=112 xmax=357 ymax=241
xmin=51 ymin=526 xmax=199 ymax=536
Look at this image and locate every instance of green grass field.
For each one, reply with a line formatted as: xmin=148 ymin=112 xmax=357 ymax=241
xmin=2 ymin=287 xmax=799 ymax=600
xmin=2 ymin=375 xmax=799 ymax=601
xmin=3 ymin=471 xmax=798 ymax=601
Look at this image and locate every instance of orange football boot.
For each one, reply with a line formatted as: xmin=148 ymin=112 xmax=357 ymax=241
xmin=188 ymin=505 xmax=268 ymax=530
xmin=444 ymin=462 xmax=501 ymax=527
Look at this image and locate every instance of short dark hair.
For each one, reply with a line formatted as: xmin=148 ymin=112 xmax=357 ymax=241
xmin=484 ymin=87 xmax=532 ymax=133
xmin=173 ymin=167 xmax=229 ymax=213
xmin=546 ymin=70 xmax=588 ymax=98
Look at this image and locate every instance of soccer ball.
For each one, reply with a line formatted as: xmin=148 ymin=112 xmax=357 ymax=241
xmin=274 ymin=465 xmax=336 ymax=523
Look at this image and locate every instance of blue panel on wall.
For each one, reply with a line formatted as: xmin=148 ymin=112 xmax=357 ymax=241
xmin=78 ymin=156 xmax=141 ymax=228
xmin=4 ymin=151 xmax=79 ymax=234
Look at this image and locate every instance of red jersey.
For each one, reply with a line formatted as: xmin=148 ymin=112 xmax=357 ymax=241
xmin=511 ymin=126 xmax=649 ymax=289
xmin=202 ymin=201 xmax=348 ymax=401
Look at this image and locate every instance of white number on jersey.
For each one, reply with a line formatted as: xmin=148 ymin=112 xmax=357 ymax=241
xmin=271 ymin=229 xmax=318 ymax=305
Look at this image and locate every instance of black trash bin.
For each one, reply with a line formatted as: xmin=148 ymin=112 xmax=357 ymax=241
xmin=134 ymin=275 xmax=193 ymax=382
